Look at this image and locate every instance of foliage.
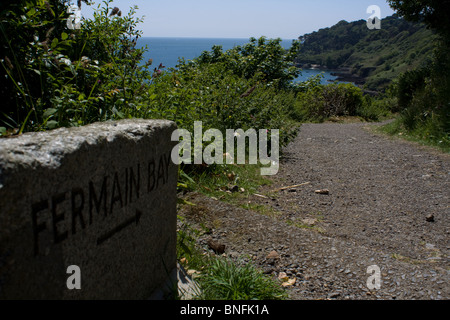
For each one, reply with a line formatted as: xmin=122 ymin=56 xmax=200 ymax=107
xmin=144 ymin=60 xmax=299 ymax=148
xmin=387 ymin=0 xmax=450 ymax=39
xmin=395 ymin=66 xmax=431 ymax=112
xmin=0 ymin=1 xmax=301 ymax=155
xmin=0 ymin=0 xmax=151 ymax=132
xmin=1 ymin=0 xmax=72 ymax=131
xmin=378 ymin=118 xmax=450 ymax=152
xmin=357 ymin=95 xmax=393 ymax=121
xmin=195 ymin=36 xmax=301 ymax=89
xmin=385 ymin=0 xmax=450 ymax=149
xmin=295 ymin=15 xmax=436 ymax=91
xmin=293 ymin=83 xmax=365 ymax=122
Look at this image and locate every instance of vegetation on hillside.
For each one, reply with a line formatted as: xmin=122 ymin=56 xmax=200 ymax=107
xmin=295 ymin=15 xmax=436 ymax=91
xmin=293 ymin=3 xmax=449 ymax=150
xmin=383 ymin=0 xmax=450 ymax=149
xmin=1 ymin=0 xmax=383 ymax=141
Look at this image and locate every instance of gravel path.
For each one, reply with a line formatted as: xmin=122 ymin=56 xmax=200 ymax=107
xmin=179 ymin=122 xmax=449 ymax=300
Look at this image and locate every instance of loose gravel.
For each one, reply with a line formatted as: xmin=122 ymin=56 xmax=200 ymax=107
xmin=179 ymin=122 xmax=449 ymax=300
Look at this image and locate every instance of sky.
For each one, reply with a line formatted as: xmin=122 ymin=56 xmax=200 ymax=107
xmin=79 ymin=0 xmax=396 ymax=39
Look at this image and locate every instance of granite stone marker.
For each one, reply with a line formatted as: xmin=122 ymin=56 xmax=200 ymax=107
xmin=0 ymin=120 xmax=178 ymax=299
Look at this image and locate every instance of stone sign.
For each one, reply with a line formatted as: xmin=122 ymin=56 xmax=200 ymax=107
xmin=0 ymin=120 xmax=178 ymax=299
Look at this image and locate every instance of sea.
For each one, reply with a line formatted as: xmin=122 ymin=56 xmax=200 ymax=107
xmin=137 ymin=37 xmax=339 ymax=84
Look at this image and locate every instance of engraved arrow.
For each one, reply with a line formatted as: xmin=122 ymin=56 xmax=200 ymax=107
xmin=97 ymin=209 xmax=142 ymax=245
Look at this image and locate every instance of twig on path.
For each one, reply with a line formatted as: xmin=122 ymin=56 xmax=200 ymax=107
xmin=271 ymin=182 xmax=310 ymax=192
xmin=253 ymin=193 xmax=269 ymax=199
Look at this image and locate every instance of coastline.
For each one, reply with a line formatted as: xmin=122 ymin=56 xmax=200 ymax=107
xmin=295 ymin=63 xmax=379 ymax=95
xmin=296 ymin=63 xmax=365 ymax=85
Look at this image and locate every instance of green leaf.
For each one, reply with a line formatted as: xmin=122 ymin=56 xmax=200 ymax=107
xmin=26 ymin=8 xmax=36 ymax=17
xmin=43 ymin=108 xmax=57 ymax=118
xmin=0 ymin=127 xmax=6 ymax=136
xmin=46 ymin=120 xmax=59 ymax=129
xmin=112 ymin=107 xmax=124 ymax=119
xmin=61 ymin=32 xmax=68 ymax=41
xmin=179 ymin=241 xmax=192 ymax=256
xmin=51 ymin=38 xmax=59 ymax=49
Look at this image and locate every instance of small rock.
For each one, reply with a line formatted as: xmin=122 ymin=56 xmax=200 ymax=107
xmin=426 ymin=214 xmax=435 ymax=222
xmin=282 ymin=278 xmax=296 ymax=287
xmin=207 ymin=239 xmax=226 ymax=254
xmin=266 ymin=250 xmax=280 ymax=260
xmin=302 ymin=218 xmax=317 ymax=226
xmin=315 ymin=189 xmax=330 ymax=195
xmin=328 ymin=292 xmax=340 ymax=299
xmin=228 ymin=251 xmax=240 ymax=258
xmin=263 ymin=267 xmax=275 ymax=274
xmin=278 ymin=272 xmax=289 ymax=281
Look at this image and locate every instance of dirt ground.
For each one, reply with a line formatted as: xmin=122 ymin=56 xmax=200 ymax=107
xmin=179 ymin=122 xmax=449 ymax=300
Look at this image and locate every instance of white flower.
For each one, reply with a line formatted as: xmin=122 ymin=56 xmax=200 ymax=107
xmin=59 ymin=57 xmax=72 ymax=66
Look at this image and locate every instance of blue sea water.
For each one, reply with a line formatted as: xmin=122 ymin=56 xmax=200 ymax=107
xmin=137 ymin=37 xmax=339 ymax=85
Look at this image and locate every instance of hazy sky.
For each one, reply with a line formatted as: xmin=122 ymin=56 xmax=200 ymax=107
xmin=80 ymin=0 xmax=395 ymax=39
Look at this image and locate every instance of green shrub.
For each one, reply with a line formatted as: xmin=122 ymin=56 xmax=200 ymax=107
xmin=356 ymin=96 xmax=393 ymax=121
xmin=0 ymin=0 xmax=151 ymax=132
xmin=390 ymin=38 xmax=449 ymax=147
xmin=293 ymin=83 xmax=364 ymax=121
xmin=195 ymin=36 xmax=301 ymax=89
xmin=145 ymin=61 xmax=299 ymax=148
xmin=396 ymin=67 xmax=431 ymax=112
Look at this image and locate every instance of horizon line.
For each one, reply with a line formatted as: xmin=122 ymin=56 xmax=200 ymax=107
xmin=140 ymin=36 xmax=299 ymax=40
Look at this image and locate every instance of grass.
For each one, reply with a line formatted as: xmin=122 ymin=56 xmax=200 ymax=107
xmin=376 ymin=118 xmax=450 ymax=153
xmin=180 ymin=162 xmax=274 ymax=206
xmin=240 ymin=202 xmax=280 ymax=218
xmin=195 ymin=257 xmax=287 ymax=300
xmin=176 ymin=212 xmax=287 ymax=300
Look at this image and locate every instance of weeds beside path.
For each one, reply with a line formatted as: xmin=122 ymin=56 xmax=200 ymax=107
xmin=178 ymin=121 xmax=449 ymax=300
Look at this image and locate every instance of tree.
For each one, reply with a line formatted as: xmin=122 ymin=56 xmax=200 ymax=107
xmin=195 ymin=36 xmax=301 ymax=89
xmin=388 ymin=0 xmax=450 ymax=39
xmin=388 ymin=0 xmax=450 ymax=146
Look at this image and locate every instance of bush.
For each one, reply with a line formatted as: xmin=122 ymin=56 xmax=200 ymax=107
xmin=0 ymin=0 xmax=151 ymax=132
xmin=145 ymin=60 xmax=299 ymax=148
xmin=390 ymin=37 xmax=449 ymax=146
xmin=396 ymin=67 xmax=431 ymax=112
xmin=356 ymin=95 xmax=393 ymax=121
xmin=293 ymin=83 xmax=364 ymax=121
xmin=195 ymin=36 xmax=301 ymax=89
